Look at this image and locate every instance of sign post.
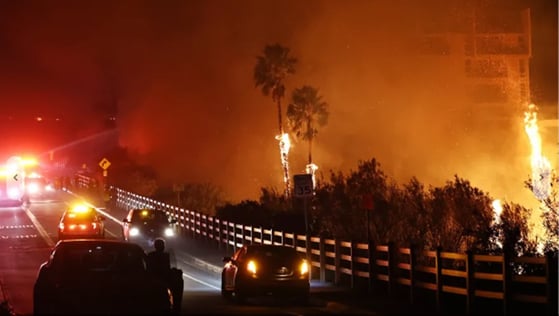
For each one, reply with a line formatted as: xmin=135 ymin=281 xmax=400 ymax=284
xmin=294 ymin=174 xmax=314 ymax=263
xmin=173 ymin=183 xmax=185 ymax=207
xmin=99 ymin=158 xmax=111 ymax=203
xmin=362 ymin=193 xmax=374 ymax=242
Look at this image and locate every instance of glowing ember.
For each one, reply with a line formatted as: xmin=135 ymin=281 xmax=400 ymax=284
xmin=306 ymin=163 xmax=319 ymax=189
xmin=490 ymin=199 xmax=503 ymax=249
xmin=276 ymin=133 xmax=291 ymax=196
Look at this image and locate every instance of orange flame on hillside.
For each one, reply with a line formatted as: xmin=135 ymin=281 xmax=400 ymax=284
xmin=523 ymin=103 xmax=551 ymax=253
xmin=524 ymin=104 xmax=552 ymax=200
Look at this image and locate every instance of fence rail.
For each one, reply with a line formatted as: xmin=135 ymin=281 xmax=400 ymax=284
xmin=76 ymin=174 xmax=558 ymax=315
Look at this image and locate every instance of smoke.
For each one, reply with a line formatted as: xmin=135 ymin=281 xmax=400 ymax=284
xmin=0 ymin=0 xmax=555 ymax=205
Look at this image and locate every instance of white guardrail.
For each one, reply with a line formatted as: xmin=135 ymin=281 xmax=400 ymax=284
xmin=74 ymin=173 xmax=558 ymax=315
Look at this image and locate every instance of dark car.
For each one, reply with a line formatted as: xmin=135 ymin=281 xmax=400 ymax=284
xmin=58 ymin=203 xmax=106 ymax=240
xmin=122 ymin=208 xmax=178 ymax=247
xmin=33 ymin=239 xmax=174 ymax=315
xmin=221 ymin=244 xmax=310 ymax=303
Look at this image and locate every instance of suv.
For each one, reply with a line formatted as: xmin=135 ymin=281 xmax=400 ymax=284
xmin=122 ymin=208 xmax=177 ymax=247
xmin=58 ymin=204 xmax=106 ymax=240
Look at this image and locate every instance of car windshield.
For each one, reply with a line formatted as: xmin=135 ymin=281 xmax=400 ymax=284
xmin=247 ymin=246 xmax=300 ymax=261
xmin=64 ymin=211 xmax=96 ymax=222
xmin=132 ymin=209 xmax=168 ymax=223
xmin=54 ymin=243 xmax=146 ymax=273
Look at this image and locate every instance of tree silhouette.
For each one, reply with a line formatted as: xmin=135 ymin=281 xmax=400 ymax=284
xmin=287 ymin=85 xmax=329 ymax=170
xmin=253 ymin=43 xmax=297 ymax=197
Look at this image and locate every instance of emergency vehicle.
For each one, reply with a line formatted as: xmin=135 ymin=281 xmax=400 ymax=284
xmin=0 ymin=156 xmax=36 ymax=206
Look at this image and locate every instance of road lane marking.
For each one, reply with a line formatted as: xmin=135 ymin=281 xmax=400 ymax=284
xmin=0 ymin=225 xmax=35 ymax=229
xmin=182 ymin=272 xmax=220 ymax=290
xmin=23 ymin=207 xmax=54 ymax=247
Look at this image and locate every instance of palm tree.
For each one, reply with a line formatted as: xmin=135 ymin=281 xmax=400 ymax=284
xmin=287 ymin=85 xmax=329 ymax=173
xmin=253 ymin=43 xmax=297 ymax=197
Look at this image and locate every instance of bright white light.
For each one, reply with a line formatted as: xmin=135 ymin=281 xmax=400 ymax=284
xmin=129 ymin=227 xmax=140 ymax=236
xmin=7 ymin=188 xmax=20 ymax=199
xmin=164 ymin=228 xmax=174 ymax=237
xmin=27 ymin=183 xmax=40 ymax=194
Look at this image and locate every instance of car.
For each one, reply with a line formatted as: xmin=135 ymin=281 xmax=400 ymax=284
xmin=25 ymin=176 xmax=55 ymax=200
xmin=122 ymin=208 xmax=178 ymax=247
xmin=221 ymin=244 xmax=310 ymax=304
xmin=33 ymin=239 xmax=174 ymax=315
xmin=58 ymin=203 xmax=106 ymax=240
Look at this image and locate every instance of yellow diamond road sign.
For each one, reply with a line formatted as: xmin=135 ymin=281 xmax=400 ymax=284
xmin=99 ymin=158 xmax=111 ymax=170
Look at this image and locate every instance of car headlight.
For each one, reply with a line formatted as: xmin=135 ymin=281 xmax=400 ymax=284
xmin=164 ymin=227 xmax=174 ymax=237
xmin=28 ymin=183 xmax=40 ymax=194
xmin=129 ymin=227 xmax=140 ymax=236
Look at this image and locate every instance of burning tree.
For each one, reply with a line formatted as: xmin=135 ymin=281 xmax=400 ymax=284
xmin=523 ymin=103 xmax=558 ymax=253
xmin=286 ymin=85 xmax=329 ymax=184
xmin=253 ymin=43 xmax=297 ymax=198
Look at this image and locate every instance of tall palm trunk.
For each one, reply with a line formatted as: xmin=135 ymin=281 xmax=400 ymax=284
xmin=277 ymin=99 xmax=284 ymax=135
xmin=307 ymin=117 xmax=313 ymax=166
xmin=277 ymin=99 xmax=291 ymax=198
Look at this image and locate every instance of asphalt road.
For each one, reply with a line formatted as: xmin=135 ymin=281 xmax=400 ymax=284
xmin=0 ymin=190 xmax=420 ymax=315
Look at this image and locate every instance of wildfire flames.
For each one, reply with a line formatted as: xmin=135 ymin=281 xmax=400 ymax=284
xmin=524 ymin=104 xmax=552 ymax=200
xmin=306 ymin=163 xmax=319 ymax=189
xmin=523 ymin=104 xmax=551 ymax=253
xmin=490 ymin=104 xmax=552 ymax=254
xmin=276 ymin=133 xmax=291 ymax=195
xmin=491 ymin=199 xmax=504 ymax=249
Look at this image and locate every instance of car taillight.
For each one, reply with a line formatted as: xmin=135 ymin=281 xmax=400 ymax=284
xmin=246 ymin=260 xmax=257 ymax=274
xmin=299 ymin=260 xmax=309 ymax=275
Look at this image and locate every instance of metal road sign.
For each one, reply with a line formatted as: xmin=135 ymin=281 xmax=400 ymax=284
xmin=293 ymin=174 xmax=313 ymax=198
xmin=99 ymin=158 xmax=111 ymax=170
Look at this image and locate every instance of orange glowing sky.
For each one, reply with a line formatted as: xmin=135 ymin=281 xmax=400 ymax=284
xmin=0 ymin=0 xmax=556 ymax=205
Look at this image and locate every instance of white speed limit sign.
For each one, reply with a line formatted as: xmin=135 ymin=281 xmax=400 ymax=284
xmin=294 ymin=174 xmax=313 ymax=198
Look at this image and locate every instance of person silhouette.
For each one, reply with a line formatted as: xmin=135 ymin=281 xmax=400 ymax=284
xmin=147 ymin=238 xmax=171 ymax=276
xmin=146 ymin=238 xmax=183 ymax=313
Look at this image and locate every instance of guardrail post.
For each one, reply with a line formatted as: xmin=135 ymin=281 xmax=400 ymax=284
xmin=409 ymin=244 xmax=417 ymax=305
xmin=436 ymin=246 xmax=443 ymax=314
xmin=368 ymin=241 xmax=376 ymax=294
xmin=334 ymin=238 xmax=341 ymax=286
xmin=387 ymin=241 xmax=396 ymax=297
xmin=503 ymin=250 xmax=511 ymax=315
xmin=350 ymin=240 xmax=356 ymax=289
xmin=319 ymin=236 xmax=326 ymax=282
xmin=466 ymin=250 xmax=474 ymax=315
xmin=546 ymin=251 xmax=558 ymax=316
xmin=225 ymin=221 xmax=231 ymax=252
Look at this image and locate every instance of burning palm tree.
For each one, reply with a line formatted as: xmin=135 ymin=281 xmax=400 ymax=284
xmin=253 ymin=43 xmax=297 ymax=198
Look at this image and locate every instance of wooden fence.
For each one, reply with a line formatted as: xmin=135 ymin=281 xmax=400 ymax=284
xmin=76 ymin=174 xmax=558 ymax=315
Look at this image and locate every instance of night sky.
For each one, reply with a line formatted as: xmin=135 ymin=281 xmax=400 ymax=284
xmin=0 ymin=0 xmax=556 ymax=205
